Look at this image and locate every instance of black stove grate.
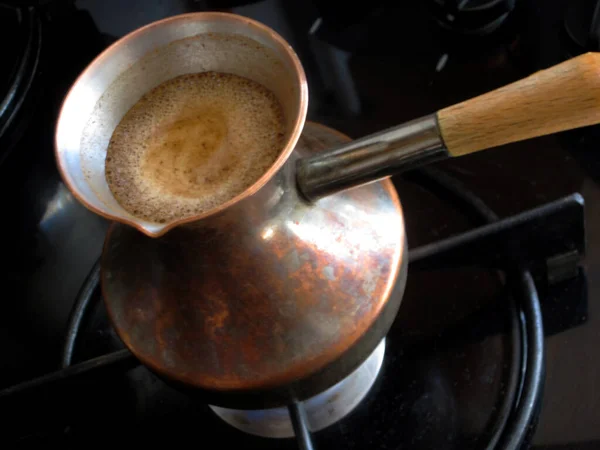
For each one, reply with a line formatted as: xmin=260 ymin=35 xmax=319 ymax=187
xmin=1 ymin=168 xmax=584 ymax=449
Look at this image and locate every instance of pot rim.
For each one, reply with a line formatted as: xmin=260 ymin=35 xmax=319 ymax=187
xmin=54 ymin=12 xmax=309 ymax=238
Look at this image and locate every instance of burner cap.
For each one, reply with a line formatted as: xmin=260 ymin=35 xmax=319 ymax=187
xmin=101 ymin=123 xmax=407 ymax=409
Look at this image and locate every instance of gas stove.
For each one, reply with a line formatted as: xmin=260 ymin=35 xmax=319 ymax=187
xmin=2 ymin=169 xmax=583 ymax=449
xmin=1 ymin=1 xmax=599 ymax=448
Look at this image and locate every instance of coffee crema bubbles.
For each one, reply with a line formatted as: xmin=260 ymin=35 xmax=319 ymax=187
xmin=105 ymin=72 xmax=285 ymax=223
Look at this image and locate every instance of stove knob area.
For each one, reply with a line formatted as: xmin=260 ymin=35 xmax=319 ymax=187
xmin=429 ymin=0 xmax=517 ymax=35
xmin=564 ymin=0 xmax=600 ymax=52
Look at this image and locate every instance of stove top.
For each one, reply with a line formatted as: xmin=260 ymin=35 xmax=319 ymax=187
xmin=1 ymin=0 xmax=599 ymax=448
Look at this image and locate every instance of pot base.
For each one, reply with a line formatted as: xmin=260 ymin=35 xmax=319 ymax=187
xmin=209 ymin=339 xmax=385 ymax=438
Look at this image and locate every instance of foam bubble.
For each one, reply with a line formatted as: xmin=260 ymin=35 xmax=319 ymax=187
xmin=105 ymin=72 xmax=285 ymax=223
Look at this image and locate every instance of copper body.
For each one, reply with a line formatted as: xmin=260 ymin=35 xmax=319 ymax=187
xmin=55 ymin=13 xmax=407 ymax=408
xmin=102 ymin=123 xmax=406 ymax=407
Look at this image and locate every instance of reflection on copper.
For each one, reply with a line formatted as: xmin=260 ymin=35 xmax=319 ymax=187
xmin=261 ymin=226 xmax=275 ymax=240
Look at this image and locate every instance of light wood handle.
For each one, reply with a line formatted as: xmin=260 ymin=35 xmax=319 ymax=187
xmin=437 ymin=52 xmax=600 ymax=156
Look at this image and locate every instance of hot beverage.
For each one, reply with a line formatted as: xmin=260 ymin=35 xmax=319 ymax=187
xmin=105 ymin=71 xmax=285 ymax=223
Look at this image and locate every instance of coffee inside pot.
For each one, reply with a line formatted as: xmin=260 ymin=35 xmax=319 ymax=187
xmin=105 ymin=70 xmax=285 ymax=224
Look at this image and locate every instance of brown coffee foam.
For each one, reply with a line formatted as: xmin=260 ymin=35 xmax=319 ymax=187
xmin=105 ymin=72 xmax=284 ymax=223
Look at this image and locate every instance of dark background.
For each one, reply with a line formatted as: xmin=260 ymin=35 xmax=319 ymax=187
xmin=1 ymin=0 xmax=600 ymax=447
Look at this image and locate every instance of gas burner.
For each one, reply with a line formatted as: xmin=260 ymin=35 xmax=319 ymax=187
xmin=430 ymin=0 xmax=517 ymax=35
xmin=210 ymin=339 xmax=385 ymax=438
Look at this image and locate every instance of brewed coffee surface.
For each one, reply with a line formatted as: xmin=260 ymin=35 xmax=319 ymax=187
xmin=105 ymin=72 xmax=284 ymax=223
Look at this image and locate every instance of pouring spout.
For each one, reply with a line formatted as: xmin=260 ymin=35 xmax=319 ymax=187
xmin=296 ymin=115 xmax=447 ymax=201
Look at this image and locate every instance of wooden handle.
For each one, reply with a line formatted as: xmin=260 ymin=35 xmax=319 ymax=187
xmin=437 ymin=52 xmax=600 ymax=156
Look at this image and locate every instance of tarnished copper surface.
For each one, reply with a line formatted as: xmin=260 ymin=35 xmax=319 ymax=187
xmin=102 ymin=122 xmax=405 ymax=404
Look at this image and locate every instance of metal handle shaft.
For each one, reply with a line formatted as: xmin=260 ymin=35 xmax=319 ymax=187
xmin=296 ymin=115 xmax=447 ymax=201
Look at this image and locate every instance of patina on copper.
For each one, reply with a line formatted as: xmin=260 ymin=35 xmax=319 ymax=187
xmin=102 ymin=122 xmax=406 ymax=408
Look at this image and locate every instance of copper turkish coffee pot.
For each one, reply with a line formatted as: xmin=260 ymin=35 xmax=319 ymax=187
xmin=55 ymin=13 xmax=600 ymax=408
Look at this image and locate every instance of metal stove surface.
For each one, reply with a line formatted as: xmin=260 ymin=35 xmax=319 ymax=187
xmin=1 ymin=0 xmax=599 ymax=448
